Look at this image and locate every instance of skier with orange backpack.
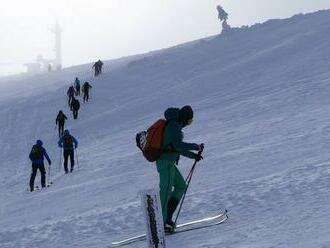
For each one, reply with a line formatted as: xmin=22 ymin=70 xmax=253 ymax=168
xmin=58 ymin=129 xmax=78 ymax=173
xmin=136 ymin=105 xmax=203 ymax=232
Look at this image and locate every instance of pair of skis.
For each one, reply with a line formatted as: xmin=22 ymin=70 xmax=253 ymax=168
xmin=111 ymin=209 xmax=228 ymax=247
xmin=27 ymin=182 xmax=53 ymax=192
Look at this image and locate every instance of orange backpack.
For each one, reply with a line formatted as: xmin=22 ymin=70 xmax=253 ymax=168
xmin=136 ymin=119 xmax=167 ymax=162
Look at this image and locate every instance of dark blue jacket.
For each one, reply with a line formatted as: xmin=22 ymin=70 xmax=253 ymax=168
xmin=29 ymin=145 xmax=51 ymax=165
xmin=75 ymin=78 xmax=80 ymax=87
xmin=58 ymin=135 xmax=78 ymax=150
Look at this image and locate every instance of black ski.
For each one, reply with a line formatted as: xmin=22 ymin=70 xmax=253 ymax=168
xmin=111 ymin=210 xmax=228 ymax=247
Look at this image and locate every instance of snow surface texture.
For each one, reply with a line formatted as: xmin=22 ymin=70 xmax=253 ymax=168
xmin=1 ymin=10 xmax=330 ymax=248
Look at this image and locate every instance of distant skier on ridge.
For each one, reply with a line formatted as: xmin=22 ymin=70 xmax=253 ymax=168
xmin=217 ymin=5 xmax=231 ymax=33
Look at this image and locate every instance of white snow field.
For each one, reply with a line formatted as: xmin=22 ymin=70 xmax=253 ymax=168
xmin=1 ymin=9 xmax=330 ymax=248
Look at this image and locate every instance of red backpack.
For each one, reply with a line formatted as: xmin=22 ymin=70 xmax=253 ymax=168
xmin=136 ymin=119 xmax=167 ymax=162
xmin=64 ymin=135 xmax=73 ymax=148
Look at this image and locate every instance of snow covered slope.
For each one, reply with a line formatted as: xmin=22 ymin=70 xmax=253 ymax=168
xmin=1 ymin=10 xmax=330 ymax=248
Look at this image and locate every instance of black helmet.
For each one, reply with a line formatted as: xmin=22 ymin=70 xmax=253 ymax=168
xmin=179 ymin=105 xmax=193 ymax=126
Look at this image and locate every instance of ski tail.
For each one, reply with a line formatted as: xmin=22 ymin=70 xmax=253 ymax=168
xmin=111 ymin=209 xmax=228 ymax=247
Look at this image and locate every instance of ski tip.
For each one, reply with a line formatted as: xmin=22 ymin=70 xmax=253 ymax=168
xmin=225 ymin=209 xmax=229 ymax=219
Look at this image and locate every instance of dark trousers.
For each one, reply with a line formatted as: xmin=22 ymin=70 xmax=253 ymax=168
xmin=58 ymin=123 xmax=64 ymax=137
xmin=72 ymin=109 xmax=78 ymax=119
xmin=83 ymin=92 xmax=89 ymax=102
xmin=68 ymin=96 xmax=73 ymax=110
xmin=75 ymin=87 xmax=80 ymax=96
xmin=63 ymin=150 xmax=74 ymax=173
xmin=30 ymin=163 xmax=46 ymax=190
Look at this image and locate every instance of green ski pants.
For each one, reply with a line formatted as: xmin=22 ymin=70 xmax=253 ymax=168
xmin=156 ymin=160 xmax=186 ymax=222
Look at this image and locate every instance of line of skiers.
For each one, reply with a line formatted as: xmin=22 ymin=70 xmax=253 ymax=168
xmin=66 ymin=78 xmax=93 ymax=120
xmin=28 ymin=62 xmax=199 ymax=234
xmin=29 ymin=75 xmax=92 ymax=192
xmin=30 ymin=101 xmax=202 ymax=238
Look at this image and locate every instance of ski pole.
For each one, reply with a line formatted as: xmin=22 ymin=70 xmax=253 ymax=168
xmin=75 ymin=148 xmax=79 ymax=169
xmin=54 ymin=125 xmax=57 ymax=138
xmin=174 ymin=149 xmax=203 ymax=226
xmin=28 ymin=165 xmax=32 ymax=191
xmin=48 ymin=164 xmax=51 ymax=185
xmin=59 ymin=148 xmax=62 ymax=172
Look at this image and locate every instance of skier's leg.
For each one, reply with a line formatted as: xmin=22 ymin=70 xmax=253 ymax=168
xmin=171 ymin=166 xmax=186 ymax=200
xmin=70 ymin=150 xmax=75 ymax=172
xmin=156 ymin=160 xmax=175 ymax=222
xmin=39 ymin=163 xmax=46 ymax=187
xmin=63 ymin=150 xmax=69 ymax=173
xmin=29 ymin=164 xmax=38 ymax=191
xmin=167 ymin=167 xmax=186 ymax=222
xmin=60 ymin=124 xmax=64 ymax=137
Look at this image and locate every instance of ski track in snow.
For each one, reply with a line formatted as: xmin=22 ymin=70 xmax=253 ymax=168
xmin=1 ymin=10 xmax=330 ymax=248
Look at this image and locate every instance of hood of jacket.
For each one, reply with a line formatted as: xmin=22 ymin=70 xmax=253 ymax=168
xmin=164 ymin=108 xmax=180 ymax=122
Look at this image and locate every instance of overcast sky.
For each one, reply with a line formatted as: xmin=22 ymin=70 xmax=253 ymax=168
xmin=1 ymin=0 xmax=330 ymax=76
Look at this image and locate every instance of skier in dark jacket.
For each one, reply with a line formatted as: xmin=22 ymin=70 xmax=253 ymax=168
xmin=74 ymin=77 xmax=81 ymax=96
xmin=58 ymin=130 xmax=78 ymax=173
xmin=55 ymin=110 xmax=68 ymax=138
xmin=29 ymin=140 xmax=52 ymax=192
xmin=70 ymin=97 xmax=80 ymax=119
xmin=67 ymin=86 xmax=75 ymax=109
xmin=156 ymin=105 xmax=203 ymax=232
xmin=92 ymin=59 xmax=103 ymax=77
xmin=82 ymin=82 xmax=92 ymax=102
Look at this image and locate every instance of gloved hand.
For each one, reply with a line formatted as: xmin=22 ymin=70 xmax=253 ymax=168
xmin=75 ymin=145 xmax=77 ymax=149
xmin=59 ymin=145 xmax=63 ymax=148
xmin=198 ymin=143 xmax=204 ymax=152
xmin=194 ymin=153 xmax=203 ymax=162
xmin=49 ymin=161 xmax=52 ymax=166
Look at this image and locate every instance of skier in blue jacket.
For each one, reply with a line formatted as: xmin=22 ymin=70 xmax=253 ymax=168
xmin=58 ymin=130 xmax=78 ymax=173
xmin=74 ymin=77 xmax=81 ymax=96
xmin=29 ymin=140 xmax=51 ymax=192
